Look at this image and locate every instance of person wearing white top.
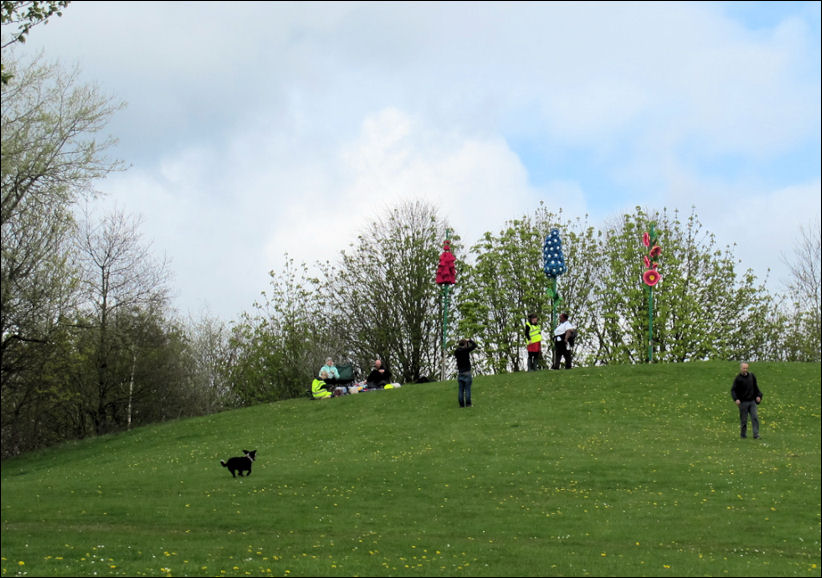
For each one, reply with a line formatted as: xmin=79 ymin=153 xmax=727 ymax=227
xmin=551 ymin=313 xmax=575 ymax=370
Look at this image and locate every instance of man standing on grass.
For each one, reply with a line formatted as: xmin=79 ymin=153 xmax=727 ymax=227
xmin=454 ymin=338 xmax=478 ymax=408
xmin=731 ymin=362 xmax=763 ymax=439
xmin=551 ymin=312 xmax=575 ymax=370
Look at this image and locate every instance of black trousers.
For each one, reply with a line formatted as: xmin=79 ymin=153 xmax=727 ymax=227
xmin=552 ymin=339 xmax=572 ymax=369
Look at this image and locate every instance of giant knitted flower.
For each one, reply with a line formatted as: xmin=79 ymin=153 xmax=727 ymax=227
xmin=643 ymin=269 xmax=661 ymax=287
xmin=436 ymin=240 xmax=456 ymax=285
xmin=543 ymin=228 xmax=567 ymax=278
xmin=641 ymin=225 xmax=662 ymax=287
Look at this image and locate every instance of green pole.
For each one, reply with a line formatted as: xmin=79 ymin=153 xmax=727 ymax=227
xmin=648 ymin=285 xmax=654 ymax=363
xmin=550 ymin=278 xmax=557 ymax=372
xmin=550 ymin=277 xmax=558 ymax=333
xmin=442 ymin=284 xmax=450 ymax=351
xmin=440 ymin=283 xmax=451 ymax=381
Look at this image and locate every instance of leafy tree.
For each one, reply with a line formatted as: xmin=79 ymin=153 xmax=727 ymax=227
xmin=590 ymin=207 xmax=779 ymax=364
xmin=122 ymin=311 xmax=213 ymax=426
xmin=2 ymin=45 xmax=121 ymax=393
xmin=1 ymin=53 xmax=122 ymax=453
xmin=1 ymin=303 xmax=197 ymax=457
xmin=458 ymin=220 xmax=545 ymax=373
xmin=0 ymin=313 xmax=81 ymax=456
xmin=1 ymin=55 xmax=122 ymax=382
xmin=228 ymin=257 xmax=324 ymax=404
xmin=319 ymin=201 xmax=450 ymax=383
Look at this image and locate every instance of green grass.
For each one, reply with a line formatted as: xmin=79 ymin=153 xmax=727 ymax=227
xmin=2 ymin=361 xmax=820 ymax=577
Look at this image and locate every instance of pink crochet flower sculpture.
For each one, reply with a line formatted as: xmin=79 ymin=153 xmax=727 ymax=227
xmin=643 ymin=269 xmax=661 ymax=287
xmin=436 ymin=241 xmax=456 ymax=285
xmin=642 ymin=226 xmax=662 ymax=287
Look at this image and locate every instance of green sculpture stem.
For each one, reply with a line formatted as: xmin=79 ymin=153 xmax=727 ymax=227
xmin=648 ymin=285 xmax=654 ymax=363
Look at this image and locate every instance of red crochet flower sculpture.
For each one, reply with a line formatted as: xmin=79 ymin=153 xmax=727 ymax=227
xmin=436 ymin=241 xmax=456 ymax=285
xmin=642 ymin=226 xmax=662 ymax=287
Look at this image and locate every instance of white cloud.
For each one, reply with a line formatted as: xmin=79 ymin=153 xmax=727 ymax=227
xmin=18 ymin=1 xmax=819 ymax=320
xmin=265 ymin=107 xmax=549 ymax=273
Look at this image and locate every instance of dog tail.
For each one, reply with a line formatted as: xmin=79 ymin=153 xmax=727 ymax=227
xmin=220 ymin=460 xmax=227 ymax=468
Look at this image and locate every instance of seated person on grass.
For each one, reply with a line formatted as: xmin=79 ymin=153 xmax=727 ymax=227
xmin=312 ymin=371 xmax=332 ymax=399
xmin=319 ymin=357 xmax=341 ymax=386
xmin=366 ymin=359 xmax=392 ymax=389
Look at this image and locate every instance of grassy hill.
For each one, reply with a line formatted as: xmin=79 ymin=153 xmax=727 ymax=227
xmin=2 ymin=361 xmax=820 ymax=577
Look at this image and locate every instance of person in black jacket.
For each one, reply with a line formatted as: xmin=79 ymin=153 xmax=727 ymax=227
xmin=731 ymin=362 xmax=763 ymax=439
xmin=366 ymin=359 xmax=392 ymax=389
xmin=454 ymin=338 xmax=478 ymax=408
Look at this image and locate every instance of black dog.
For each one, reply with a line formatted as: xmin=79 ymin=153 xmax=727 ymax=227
xmin=220 ymin=449 xmax=256 ymax=477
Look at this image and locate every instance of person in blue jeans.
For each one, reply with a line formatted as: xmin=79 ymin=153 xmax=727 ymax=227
xmin=454 ymin=338 xmax=478 ymax=408
xmin=731 ymin=362 xmax=763 ymax=439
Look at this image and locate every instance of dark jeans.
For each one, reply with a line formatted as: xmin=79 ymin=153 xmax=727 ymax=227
xmin=738 ymin=401 xmax=760 ymax=438
xmin=458 ymin=371 xmax=472 ymax=407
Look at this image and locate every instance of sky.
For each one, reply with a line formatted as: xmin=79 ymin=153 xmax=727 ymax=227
xmin=15 ymin=1 xmax=822 ymax=321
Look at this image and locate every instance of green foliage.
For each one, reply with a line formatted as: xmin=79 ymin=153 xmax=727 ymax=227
xmin=457 ymin=204 xmax=598 ymax=373
xmin=589 ymin=210 xmax=659 ymax=363
xmin=1 ymin=54 xmax=125 ymax=456
xmin=1 ymin=1 xmax=70 ymax=83
xmin=228 ymin=258 xmax=323 ymax=404
xmin=459 ymin=220 xmax=545 ymax=373
xmin=588 ymin=207 xmax=782 ymax=365
xmin=2 ymin=362 xmax=819 ymax=576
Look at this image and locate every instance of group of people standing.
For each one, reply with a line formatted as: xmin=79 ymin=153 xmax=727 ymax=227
xmin=525 ymin=312 xmax=576 ymax=371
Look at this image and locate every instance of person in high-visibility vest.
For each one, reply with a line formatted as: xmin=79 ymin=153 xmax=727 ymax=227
xmin=312 ymin=372 xmax=332 ymax=399
xmin=524 ymin=314 xmax=544 ymax=371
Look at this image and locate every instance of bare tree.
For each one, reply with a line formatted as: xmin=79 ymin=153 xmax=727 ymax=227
xmin=782 ymin=220 xmax=821 ymax=310
xmin=185 ymin=311 xmax=234 ymax=411
xmin=781 ymin=219 xmax=821 ymax=361
xmin=76 ymin=208 xmax=170 ymax=433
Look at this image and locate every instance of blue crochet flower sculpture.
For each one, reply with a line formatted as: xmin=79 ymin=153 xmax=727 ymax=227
xmin=543 ymin=228 xmax=567 ymax=278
